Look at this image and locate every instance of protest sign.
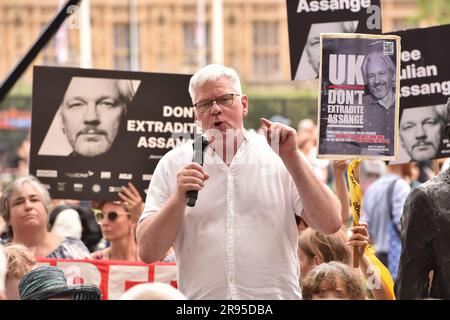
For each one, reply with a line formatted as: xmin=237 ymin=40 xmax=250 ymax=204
xmin=29 ymin=66 xmax=197 ymax=200
xmin=286 ymin=0 xmax=381 ymax=81
xmin=317 ymin=33 xmax=400 ymax=160
xmin=389 ymin=25 xmax=450 ymax=163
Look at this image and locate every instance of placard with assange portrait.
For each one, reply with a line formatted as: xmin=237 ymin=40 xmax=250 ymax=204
xmin=285 ymin=0 xmax=381 ymax=81
xmin=29 ymin=66 xmax=196 ymax=200
xmin=387 ymin=25 xmax=450 ymax=164
xmin=317 ymin=33 xmax=401 ymax=161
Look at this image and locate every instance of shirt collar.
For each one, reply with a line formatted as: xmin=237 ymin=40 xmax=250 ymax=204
xmin=203 ymin=129 xmax=251 ymax=156
xmin=364 ymin=92 xmax=395 ymax=110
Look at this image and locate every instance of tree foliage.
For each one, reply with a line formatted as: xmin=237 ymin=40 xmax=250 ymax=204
xmin=245 ymin=95 xmax=318 ymax=130
xmin=410 ymin=0 xmax=450 ymax=25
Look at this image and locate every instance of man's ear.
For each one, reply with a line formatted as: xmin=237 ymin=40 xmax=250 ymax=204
xmin=241 ymin=95 xmax=248 ymax=117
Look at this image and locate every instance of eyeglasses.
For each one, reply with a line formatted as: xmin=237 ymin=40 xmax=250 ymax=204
xmin=95 ymin=210 xmax=130 ymax=224
xmin=194 ymin=93 xmax=241 ymax=113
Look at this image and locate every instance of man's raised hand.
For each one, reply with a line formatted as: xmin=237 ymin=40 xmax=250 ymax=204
xmin=260 ymin=117 xmax=298 ymax=159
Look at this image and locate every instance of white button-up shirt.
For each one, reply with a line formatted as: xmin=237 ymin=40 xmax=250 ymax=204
xmin=140 ymin=131 xmax=302 ymax=299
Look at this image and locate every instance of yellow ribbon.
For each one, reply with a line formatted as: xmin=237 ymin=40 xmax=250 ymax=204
xmin=365 ymin=244 xmax=396 ymax=300
xmin=347 ymin=159 xmax=395 ymax=299
xmin=347 ymin=159 xmax=362 ymax=225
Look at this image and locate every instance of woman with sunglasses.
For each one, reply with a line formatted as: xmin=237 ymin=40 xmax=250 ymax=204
xmin=91 ymin=183 xmax=143 ymax=262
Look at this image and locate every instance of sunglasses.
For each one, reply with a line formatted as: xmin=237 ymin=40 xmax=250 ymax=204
xmin=95 ymin=210 xmax=130 ymax=224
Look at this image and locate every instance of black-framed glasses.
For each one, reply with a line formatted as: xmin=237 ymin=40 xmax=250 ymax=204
xmin=193 ymin=93 xmax=241 ymax=113
xmin=95 ymin=210 xmax=130 ymax=224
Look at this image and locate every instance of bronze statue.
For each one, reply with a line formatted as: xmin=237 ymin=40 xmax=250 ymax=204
xmin=395 ymin=98 xmax=450 ymax=299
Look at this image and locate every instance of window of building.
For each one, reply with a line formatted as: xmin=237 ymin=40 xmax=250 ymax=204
xmin=42 ymin=39 xmax=57 ymax=65
xmin=39 ymin=21 xmax=57 ymax=66
xmin=113 ymin=23 xmax=130 ymax=70
xmin=182 ymin=21 xmax=210 ymax=70
xmin=183 ymin=22 xmax=197 ymax=67
xmin=252 ymin=21 xmax=279 ymax=80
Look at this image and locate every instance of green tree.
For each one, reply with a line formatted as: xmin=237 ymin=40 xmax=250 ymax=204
xmin=410 ymin=0 xmax=450 ymax=25
xmin=245 ymin=87 xmax=318 ymax=130
xmin=0 ymin=83 xmax=32 ymax=155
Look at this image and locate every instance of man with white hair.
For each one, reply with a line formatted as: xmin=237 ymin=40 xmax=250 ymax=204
xmin=137 ymin=64 xmax=341 ymax=299
xmin=361 ymin=49 xmax=397 ymax=157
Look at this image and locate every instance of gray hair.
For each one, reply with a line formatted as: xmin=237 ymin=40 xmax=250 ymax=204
xmin=301 ymin=261 xmax=366 ymax=300
xmin=433 ymin=104 xmax=447 ymax=124
xmin=361 ymin=50 xmax=396 ymax=85
xmin=114 ymin=79 xmax=137 ymax=112
xmin=188 ymin=64 xmax=243 ymax=105
xmin=0 ymin=175 xmax=52 ymax=223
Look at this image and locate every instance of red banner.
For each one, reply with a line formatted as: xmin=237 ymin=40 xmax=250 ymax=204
xmin=37 ymin=258 xmax=177 ymax=300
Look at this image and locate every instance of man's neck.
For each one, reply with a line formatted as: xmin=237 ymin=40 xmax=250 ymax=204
xmin=209 ymin=129 xmax=246 ymax=165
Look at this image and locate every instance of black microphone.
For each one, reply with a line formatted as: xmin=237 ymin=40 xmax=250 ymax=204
xmin=186 ymin=135 xmax=209 ymax=207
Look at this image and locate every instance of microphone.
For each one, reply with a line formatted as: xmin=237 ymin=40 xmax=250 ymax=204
xmin=186 ymin=135 xmax=209 ymax=207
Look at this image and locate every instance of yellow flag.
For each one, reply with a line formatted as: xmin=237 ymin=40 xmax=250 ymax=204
xmin=347 ymin=159 xmax=396 ymax=299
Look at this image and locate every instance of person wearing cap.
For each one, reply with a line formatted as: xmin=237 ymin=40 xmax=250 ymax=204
xmin=19 ymin=265 xmax=101 ymax=300
xmin=395 ymin=98 xmax=450 ymax=299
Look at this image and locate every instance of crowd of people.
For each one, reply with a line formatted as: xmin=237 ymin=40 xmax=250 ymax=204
xmin=1 ymin=64 xmax=450 ymax=300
